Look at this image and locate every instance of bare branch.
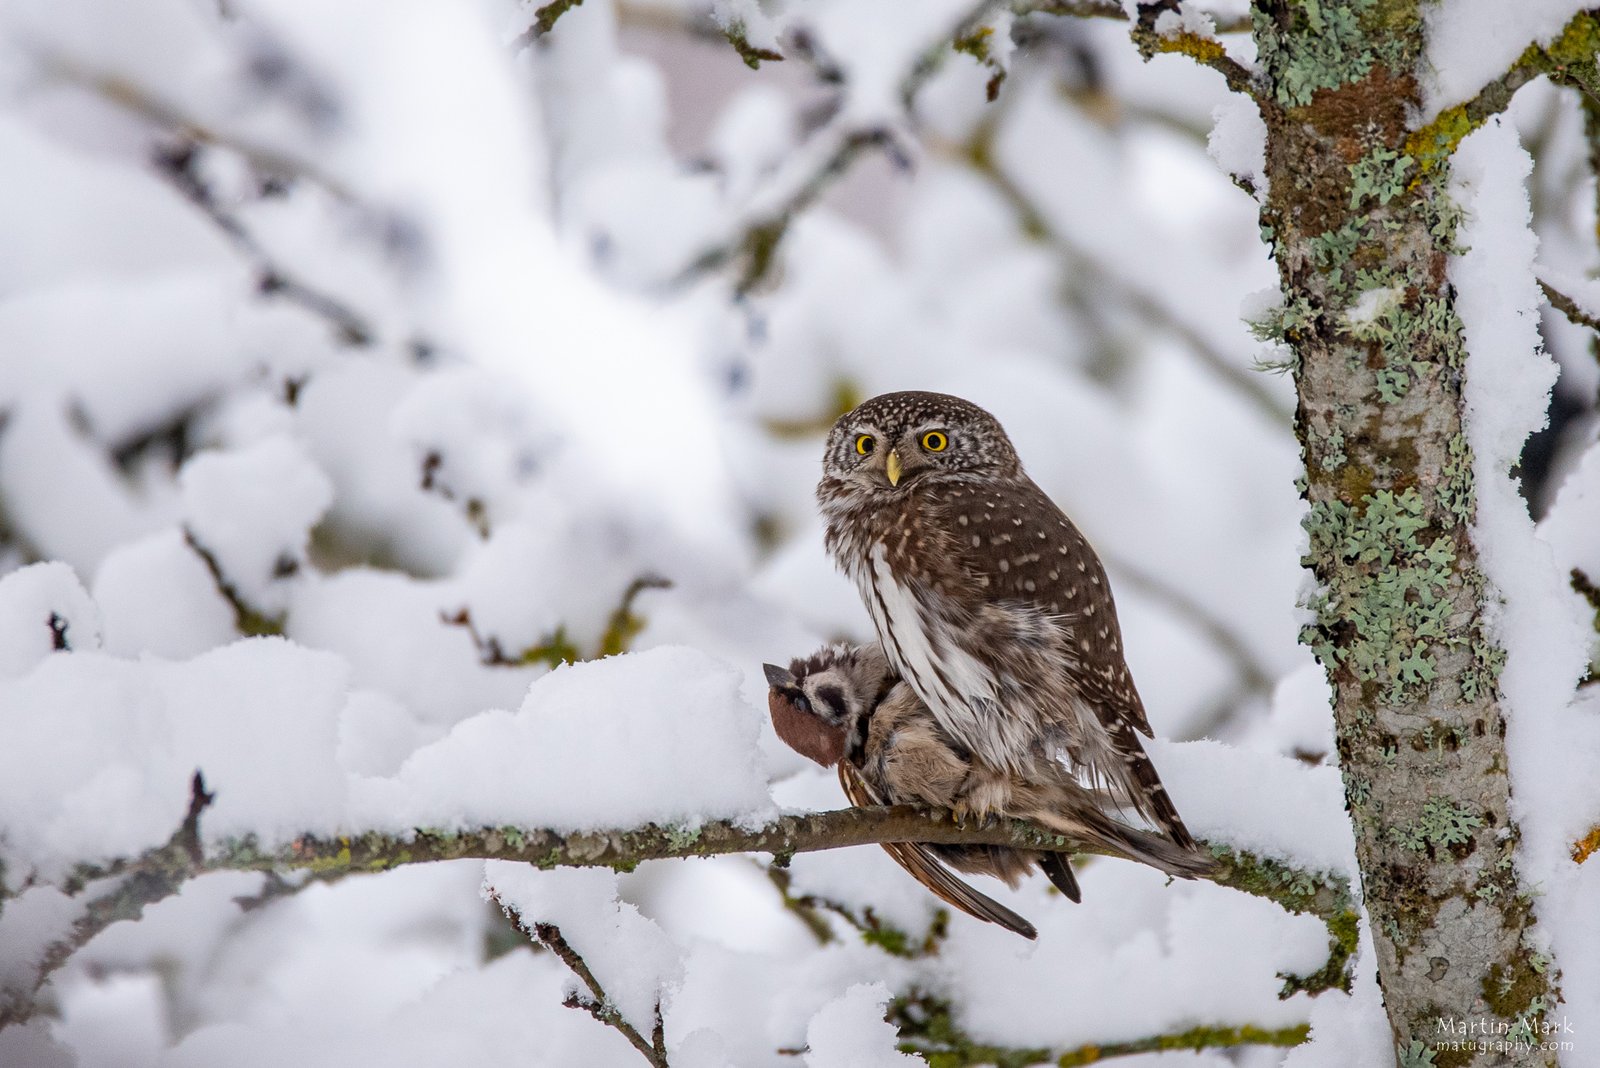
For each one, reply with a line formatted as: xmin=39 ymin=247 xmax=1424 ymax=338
xmin=1540 ymin=276 xmax=1600 ymax=337
xmin=487 ymin=894 xmax=670 ymax=1068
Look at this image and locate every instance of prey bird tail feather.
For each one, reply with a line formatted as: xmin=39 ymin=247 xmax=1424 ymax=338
xmin=838 ymin=762 xmax=1038 ymax=939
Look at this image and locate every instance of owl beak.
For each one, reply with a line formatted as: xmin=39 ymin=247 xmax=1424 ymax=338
xmin=885 ymin=448 xmax=903 ymax=486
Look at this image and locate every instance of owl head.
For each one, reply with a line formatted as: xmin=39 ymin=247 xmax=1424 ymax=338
xmin=762 ymin=643 xmax=894 ymax=766
xmin=820 ymin=391 xmax=1022 ymax=493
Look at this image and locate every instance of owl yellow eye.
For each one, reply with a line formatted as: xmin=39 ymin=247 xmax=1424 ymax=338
xmin=854 ymin=434 xmax=875 ymax=455
xmin=921 ymin=431 xmax=948 ymax=452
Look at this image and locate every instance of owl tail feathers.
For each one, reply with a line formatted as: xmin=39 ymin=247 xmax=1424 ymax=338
xmin=1109 ymin=726 xmax=1198 ymax=852
xmin=1032 ymin=805 xmax=1217 ymax=883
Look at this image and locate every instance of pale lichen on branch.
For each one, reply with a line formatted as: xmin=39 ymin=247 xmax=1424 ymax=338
xmin=2 ymin=785 xmax=1358 ymax=1036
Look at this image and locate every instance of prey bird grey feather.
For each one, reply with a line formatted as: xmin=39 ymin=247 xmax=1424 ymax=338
xmin=764 ymin=644 xmax=1213 ymax=937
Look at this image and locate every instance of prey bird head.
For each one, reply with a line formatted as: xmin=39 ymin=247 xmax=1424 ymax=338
xmin=762 ymin=644 xmax=893 ymax=767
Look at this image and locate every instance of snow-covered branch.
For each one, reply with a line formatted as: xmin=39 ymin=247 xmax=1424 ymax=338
xmin=1407 ymin=10 xmax=1600 ymax=175
xmin=2 ymin=789 xmax=1357 ymax=1034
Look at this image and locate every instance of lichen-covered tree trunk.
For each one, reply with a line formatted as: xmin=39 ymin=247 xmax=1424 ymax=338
xmin=1250 ymin=3 xmax=1559 ymax=1065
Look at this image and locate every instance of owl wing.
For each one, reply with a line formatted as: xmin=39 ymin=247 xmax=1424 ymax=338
xmin=927 ymin=481 xmax=1195 ymax=848
xmin=837 ymin=761 xmax=1037 ymax=940
xmin=927 ymin=478 xmax=1150 ymax=736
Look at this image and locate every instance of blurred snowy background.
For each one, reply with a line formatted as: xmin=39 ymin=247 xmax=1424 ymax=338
xmin=0 ymin=0 xmax=1596 ymax=1065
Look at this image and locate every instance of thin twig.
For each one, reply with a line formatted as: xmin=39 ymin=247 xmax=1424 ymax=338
xmin=182 ymin=527 xmax=287 ymax=638
xmin=1540 ymin=277 xmax=1600 ymax=336
xmin=42 ymin=57 xmax=415 ymax=349
xmin=153 ymin=141 xmax=376 ymax=347
xmin=488 ymin=894 xmax=670 ymax=1068
xmin=43 ymin=57 xmax=357 ymax=200
xmin=672 ymin=128 xmax=900 ymax=294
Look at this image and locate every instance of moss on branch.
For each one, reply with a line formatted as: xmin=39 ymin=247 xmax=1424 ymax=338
xmin=889 ymin=991 xmax=1312 ymax=1067
xmin=1407 ymin=10 xmax=1600 ymax=175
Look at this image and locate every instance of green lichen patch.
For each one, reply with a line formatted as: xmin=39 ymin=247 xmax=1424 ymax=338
xmin=1301 ymin=487 xmax=1458 ymax=702
xmin=1248 ymin=292 xmax=1319 ymax=354
xmin=1252 ymin=0 xmax=1411 ymax=109
xmin=1390 ymin=798 xmax=1483 ymax=853
xmin=1349 ymin=147 xmax=1415 ymax=209
xmin=1399 ymin=1039 xmax=1439 ymax=1067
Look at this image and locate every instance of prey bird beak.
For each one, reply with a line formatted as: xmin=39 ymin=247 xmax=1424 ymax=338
xmin=885 ymin=448 xmax=902 ymax=486
xmin=763 ymin=663 xmax=795 ymax=688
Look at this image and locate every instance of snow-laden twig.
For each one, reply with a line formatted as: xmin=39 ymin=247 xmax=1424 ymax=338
xmin=39 ymin=56 xmax=431 ymax=351
xmin=182 ymin=527 xmax=287 ymax=638
xmin=673 ymin=127 xmax=901 ymax=294
xmin=446 ymin=575 xmax=672 ymax=667
xmin=0 ymin=773 xmax=215 ymax=1030
xmin=1540 ymin=276 xmax=1600 ymax=340
xmin=1010 ymin=0 xmax=1253 ymax=35
xmin=1406 ymin=11 xmax=1600 ymax=176
xmin=488 ymin=890 xmax=671 ymax=1068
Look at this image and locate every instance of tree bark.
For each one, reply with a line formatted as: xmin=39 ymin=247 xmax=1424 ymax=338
xmin=1250 ymin=3 xmax=1560 ymax=1064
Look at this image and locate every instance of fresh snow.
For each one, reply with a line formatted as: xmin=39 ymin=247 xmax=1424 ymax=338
xmin=0 ymin=1 xmax=1594 ymax=1064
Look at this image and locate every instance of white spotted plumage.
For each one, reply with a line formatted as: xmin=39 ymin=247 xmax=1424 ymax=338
xmin=817 ymin=390 xmax=1197 ymax=848
xmin=862 ymin=543 xmax=1036 ymax=772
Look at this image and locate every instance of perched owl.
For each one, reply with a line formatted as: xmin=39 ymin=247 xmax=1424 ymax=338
xmin=817 ymin=391 xmax=1195 ymax=848
xmin=763 ymin=643 xmax=1212 ymax=937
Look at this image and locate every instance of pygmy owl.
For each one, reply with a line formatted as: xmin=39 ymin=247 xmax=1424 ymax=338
xmin=817 ymin=391 xmax=1195 ymax=848
xmin=763 ymin=644 xmax=1212 ymax=938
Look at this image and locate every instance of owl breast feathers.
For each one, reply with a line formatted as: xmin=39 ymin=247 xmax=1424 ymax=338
xmin=818 ymin=391 xmax=1194 ymax=848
